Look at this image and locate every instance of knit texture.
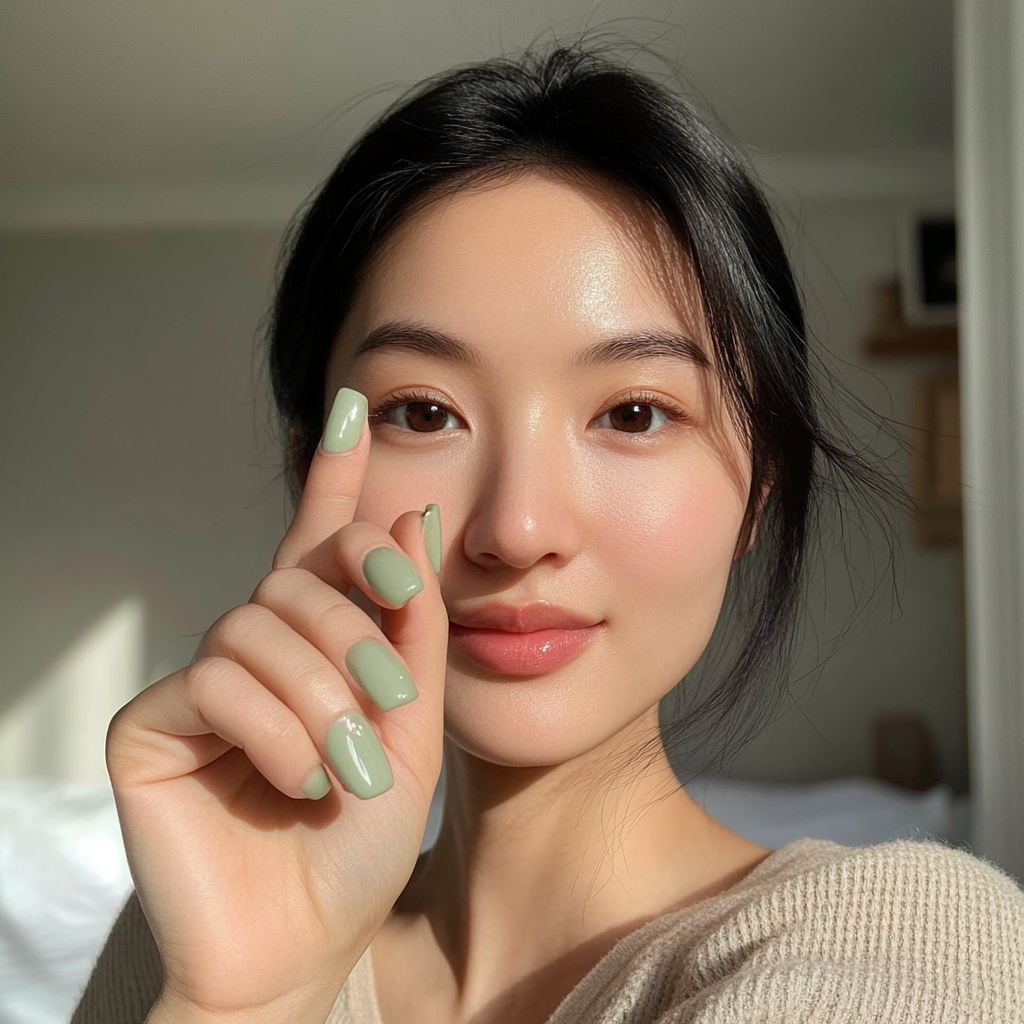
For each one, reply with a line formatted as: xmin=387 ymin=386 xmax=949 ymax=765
xmin=72 ymin=838 xmax=1024 ymax=1024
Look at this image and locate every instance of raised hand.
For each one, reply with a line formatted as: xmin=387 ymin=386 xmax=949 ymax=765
xmin=105 ymin=388 xmax=448 ymax=1024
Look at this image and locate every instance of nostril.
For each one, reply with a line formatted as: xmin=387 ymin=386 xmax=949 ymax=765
xmin=460 ymin=458 xmax=583 ymax=570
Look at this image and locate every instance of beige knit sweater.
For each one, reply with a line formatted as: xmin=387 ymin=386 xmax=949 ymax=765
xmin=72 ymin=838 xmax=1024 ymax=1023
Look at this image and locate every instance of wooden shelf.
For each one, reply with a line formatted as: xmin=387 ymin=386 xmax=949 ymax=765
xmin=910 ymin=371 xmax=963 ymax=549
xmin=865 ymin=324 xmax=958 ymax=357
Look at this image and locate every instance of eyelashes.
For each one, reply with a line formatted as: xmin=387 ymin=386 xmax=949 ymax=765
xmin=368 ymin=388 xmax=691 ymax=436
xmin=368 ymin=388 xmax=463 ymax=432
xmin=593 ymin=390 xmax=690 ymax=434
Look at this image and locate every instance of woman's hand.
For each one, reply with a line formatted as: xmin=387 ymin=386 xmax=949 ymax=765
xmin=105 ymin=389 xmax=448 ymax=1024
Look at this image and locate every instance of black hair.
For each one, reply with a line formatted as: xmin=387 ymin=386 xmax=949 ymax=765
xmin=265 ymin=42 xmax=898 ymax=777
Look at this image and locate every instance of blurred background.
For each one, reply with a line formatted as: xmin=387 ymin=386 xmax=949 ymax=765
xmin=2 ymin=2 xmax=1022 ymax=1021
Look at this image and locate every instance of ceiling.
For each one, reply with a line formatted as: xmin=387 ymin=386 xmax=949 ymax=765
xmin=0 ymin=0 xmax=954 ymax=224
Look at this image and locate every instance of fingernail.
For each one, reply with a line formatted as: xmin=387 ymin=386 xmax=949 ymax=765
xmin=322 ymin=387 xmax=367 ymax=453
xmin=325 ymin=712 xmax=394 ymax=800
xmin=422 ymin=503 xmax=441 ymax=574
xmin=363 ymin=546 xmax=423 ymax=607
xmin=346 ymin=638 xmax=418 ymax=710
xmin=301 ymin=765 xmax=332 ymax=800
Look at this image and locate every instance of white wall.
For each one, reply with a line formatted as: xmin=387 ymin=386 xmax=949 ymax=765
xmin=0 ymin=210 xmax=967 ymax=790
xmin=0 ymin=230 xmax=288 ymax=779
xmin=727 ymin=197 xmax=966 ymax=791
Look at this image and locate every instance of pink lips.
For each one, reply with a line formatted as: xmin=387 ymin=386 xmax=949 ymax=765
xmin=447 ymin=604 xmax=601 ymax=676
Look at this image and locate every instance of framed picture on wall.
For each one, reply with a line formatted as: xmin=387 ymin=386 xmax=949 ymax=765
xmin=898 ymin=209 xmax=958 ymax=327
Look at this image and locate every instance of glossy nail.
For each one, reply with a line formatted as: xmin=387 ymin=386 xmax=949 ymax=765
xmin=325 ymin=712 xmax=394 ymax=800
xmin=322 ymin=387 xmax=367 ymax=453
xmin=363 ymin=546 xmax=423 ymax=607
xmin=346 ymin=638 xmax=417 ymax=710
xmin=422 ymin=503 xmax=441 ymax=574
xmin=300 ymin=765 xmax=332 ymax=800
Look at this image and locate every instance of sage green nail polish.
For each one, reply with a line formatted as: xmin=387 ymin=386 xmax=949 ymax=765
xmin=422 ymin=503 xmax=441 ymax=574
xmin=346 ymin=638 xmax=417 ymax=710
xmin=325 ymin=712 xmax=394 ymax=799
xmin=322 ymin=387 xmax=367 ymax=453
xmin=363 ymin=546 xmax=423 ymax=606
xmin=301 ymin=765 xmax=332 ymax=800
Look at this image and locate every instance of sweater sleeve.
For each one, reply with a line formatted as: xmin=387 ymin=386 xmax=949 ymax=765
xmin=676 ymin=840 xmax=1024 ymax=1023
xmin=548 ymin=839 xmax=1024 ymax=1024
xmin=69 ymin=890 xmax=163 ymax=1024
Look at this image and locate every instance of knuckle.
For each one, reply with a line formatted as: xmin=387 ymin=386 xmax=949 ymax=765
xmin=271 ymin=535 xmax=300 ymax=571
xmin=249 ymin=570 xmax=276 ymax=605
xmin=205 ymin=603 xmax=269 ymax=651
xmin=287 ymin=660 xmax=335 ymax=703
xmin=183 ymin=655 xmax=235 ymax=705
xmin=316 ymin=493 xmax=360 ymax=528
xmin=250 ymin=568 xmax=282 ymax=606
xmin=105 ymin=700 xmax=132 ymax=749
xmin=262 ymin=711 xmax=305 ymax=747
xmin=311 ymin=596 xmax=356 ymax=645
xmin=104 ymin=699 xmax=150 ymax=776
xmin=326 ymin=520 xmax=371 ymax=559
xmin=250 ymin=565 xmax=310 ymax=607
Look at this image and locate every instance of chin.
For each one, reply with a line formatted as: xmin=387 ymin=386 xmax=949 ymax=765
xmin=440 ymin=671 xmax=661 ymax=770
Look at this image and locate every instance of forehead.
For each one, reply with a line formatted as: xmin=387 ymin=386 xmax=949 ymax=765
xmin=341 ymin=169 xmax=708 ymax=353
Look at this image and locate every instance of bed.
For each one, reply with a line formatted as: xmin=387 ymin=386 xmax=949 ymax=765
xmin=0 ymin=775 xmax=971 ymax=1024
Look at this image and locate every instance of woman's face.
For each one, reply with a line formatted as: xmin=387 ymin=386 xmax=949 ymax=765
xmin=326 ymin=170 xmax=751 ymax=768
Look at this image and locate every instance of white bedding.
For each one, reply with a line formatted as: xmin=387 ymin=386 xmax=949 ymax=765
xmin=685 ymin=775 xmax=970 ymax=849
xmin=0 ymin=775 xmax=971 ymax=1024
xmin=0 ymin=780 xmax=133 ymax=1024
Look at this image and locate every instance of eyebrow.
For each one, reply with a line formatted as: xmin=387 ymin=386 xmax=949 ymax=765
xmin=354 ymin=323 xmax=482 ymax=366
xmin=572 ymin=331 xmax=710 ymax=370
xmin=353 ymin=321 xmax=710 ymax=370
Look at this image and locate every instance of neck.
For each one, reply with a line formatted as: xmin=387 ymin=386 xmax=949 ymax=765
xmin=390 ymin=710 xmax=769 ymax=1021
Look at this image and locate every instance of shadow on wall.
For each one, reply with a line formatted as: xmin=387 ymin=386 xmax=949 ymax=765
xmin=0 ymin=598 xmax=146 ymax=781
xmin=0 ymin=230 xmax=291 ymax=770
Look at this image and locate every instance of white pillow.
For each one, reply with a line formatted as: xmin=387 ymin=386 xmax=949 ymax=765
xmin=685 ymin=774 xmax=960 ymax=848
xmin=0 ymin=778 xmax=132 ymax=1024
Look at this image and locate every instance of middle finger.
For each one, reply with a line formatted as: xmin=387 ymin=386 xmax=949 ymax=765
xmin=293 ymin=520 xmax=425 ymax=612
xmin=251 ymin=567 xmax=418 ymax=713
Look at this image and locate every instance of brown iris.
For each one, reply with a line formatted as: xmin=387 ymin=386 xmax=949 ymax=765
xmin=607 ymin=403 xmax=654 ymax=433
xmin=403 ymin=401 xmax=449 ymax=432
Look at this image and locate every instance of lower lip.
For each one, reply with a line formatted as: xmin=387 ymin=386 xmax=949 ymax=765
xmin=448 ymin=625 xmax=600 ymax=676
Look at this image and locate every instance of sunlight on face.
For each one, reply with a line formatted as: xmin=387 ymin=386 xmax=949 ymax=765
xmin=326 ymin=170 xmax=751 ymax=768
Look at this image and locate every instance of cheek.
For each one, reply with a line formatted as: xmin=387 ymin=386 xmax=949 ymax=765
xmin=351 ymin=446 xmax=462 ymax=533
xmin=590 ymin=449 xmax=746 ymax=613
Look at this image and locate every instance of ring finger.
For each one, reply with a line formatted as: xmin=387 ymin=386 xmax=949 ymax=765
xmin=211 ymin=601 xmax=398 ymax=800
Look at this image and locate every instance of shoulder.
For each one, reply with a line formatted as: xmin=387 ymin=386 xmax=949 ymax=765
xmin=759 ymin=833 xmax=1024 ymax=899
xmin=768 ymin=837 xmax=1024 ymax=941
xmin=671 ymin=839 xmax=1024 ymax=1022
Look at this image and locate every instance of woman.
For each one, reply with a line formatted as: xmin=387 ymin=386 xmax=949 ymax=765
xmin=73 ymin=45 xmax=1023 ymax=1024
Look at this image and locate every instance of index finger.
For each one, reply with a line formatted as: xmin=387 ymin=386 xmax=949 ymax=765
xmin=274 ymin=387 xmax=369 ymax=569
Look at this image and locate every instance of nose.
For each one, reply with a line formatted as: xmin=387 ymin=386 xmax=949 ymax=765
xmin=461 ymin=423 xmax=583 ymax=571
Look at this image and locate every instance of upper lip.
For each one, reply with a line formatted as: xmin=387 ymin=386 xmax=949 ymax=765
xmin=448 ymin=603 xmax=601 ymax=632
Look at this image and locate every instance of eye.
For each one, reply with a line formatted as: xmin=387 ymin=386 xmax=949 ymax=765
xmin=369 ymin=390 xmax=464 ymax=433
xmin=594 ymin=392 xmax=686 ymax=434
xmin=597 ymin=403 xmax=668 ymax=433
